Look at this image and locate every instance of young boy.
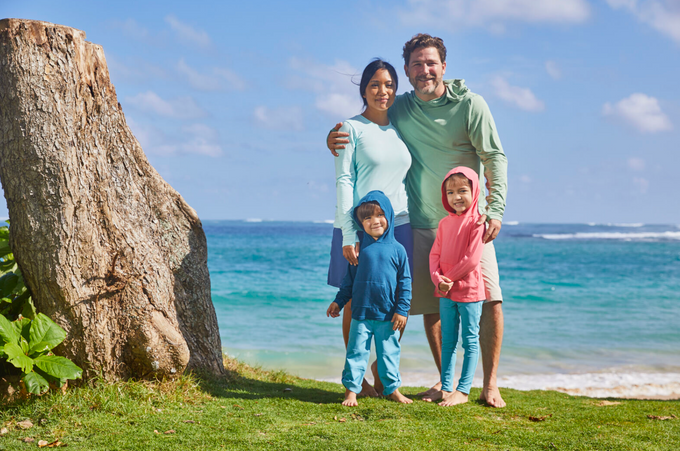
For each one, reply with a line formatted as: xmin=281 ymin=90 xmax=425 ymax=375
xmin=428 ymin=166 xmax=486 ymax=406
xmin=327 ymin=190 xmax=413 ymax=406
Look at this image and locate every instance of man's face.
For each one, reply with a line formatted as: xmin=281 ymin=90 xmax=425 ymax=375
xmin=404 ymin=46 xmax=447 ymax=100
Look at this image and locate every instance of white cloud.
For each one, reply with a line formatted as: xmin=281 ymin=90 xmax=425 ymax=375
xmin=628 ymin=157 xmax=646 ymax=171
xmin=124 ymin=91 xmax=207 ymax=119
xmin=606 ymin=0 xmax=680 ymax=44
xmin=180 ymin=124 xmax=223 ymax=157
xmin=602 ymin=93 xmax=672 ymax=133
xmin=164 ymin=15 xmax=211 ymax=48
xmin=107 ymin=56 xmax=167 ymax=83
xmin=490 ymin=76 xmax=545 ymax=112
xmin=111 ymin=18 xmax=149 ymax=40
xmin=176 ymin=59 xmax=246 ymax=91
xmin=520 ymin=175 xmax=532 ymax=183
xmin=126 ymin=117 xmax=222 ymax=157
xmin=545 ymin=60 xmax=562 ymax=80
xmin=253 ymin=106 xmax=304 ymax=131
xmin=399 ymin=0 xmax=590 ymax=30
xmin=633 ymin=176 xmax=649 ymax=193
xmin=288 ymin=57 xmax=363 ymax=119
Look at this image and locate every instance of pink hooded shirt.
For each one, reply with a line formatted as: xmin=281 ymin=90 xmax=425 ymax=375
xmin=429 ymin=166 xmax=486 ymax=302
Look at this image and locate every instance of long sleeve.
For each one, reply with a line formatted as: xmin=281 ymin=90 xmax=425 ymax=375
xmin=443 ymin=222 xmax=485 ymax=283
xmin=334 ymin=263 xmax=356 ymax=310
xmin=395 ymin=249 xmax=412 ymax=317
xmin=334 ymin=122 xmax=360 ymax=247
xmin=429 ymin=222 xmax=445 ymax=287
xmin=467 ymin=95 xmax=508 ymax=222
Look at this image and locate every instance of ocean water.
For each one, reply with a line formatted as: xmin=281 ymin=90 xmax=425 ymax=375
xmin=207 ymin=221 xmax=680 ymax=398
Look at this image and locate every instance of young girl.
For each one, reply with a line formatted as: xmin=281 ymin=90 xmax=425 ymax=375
xmin=428 ymin=166 xmax=486 ymax=406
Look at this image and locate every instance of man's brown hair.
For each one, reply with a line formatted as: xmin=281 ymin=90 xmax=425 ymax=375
xmin=402 ymin=33 xmax=447 ymax=66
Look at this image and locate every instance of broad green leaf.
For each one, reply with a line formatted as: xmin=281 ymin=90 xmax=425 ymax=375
xmin=20 ymin=296 xmax=36 ymax=320
xmin=13 ymin=316 xmax=31 ymax=341
xmin=0 ymin=244 xmax=11 ymax=259
xmin=23 ymin=371 xmax=49 ymax=395
xmin=0 ymin=273 xmax=18 ymax=297
xmin=4 ymin=342 xmax=33 ymax=373
xmin=34 ymin=367 xmax=67 ymax=388
xmin=0 ymin=260 xmax=15 ymax=271
xmin=29 ymin=313 xmax=67 ymax=353
xmin=0 ymin=297 xmax=11 ymax=304
xmin=0 ymin=226 xmax=8 ymax=240
xmin=34 ymin=355 xmax=82 ymax=380
xmin=0 ymin=314 xmax=19 ymax=344
xmin=20 ymin=336 xmax=29 ymax=354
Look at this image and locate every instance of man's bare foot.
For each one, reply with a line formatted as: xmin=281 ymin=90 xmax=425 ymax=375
xmin=342 ymin=389 xmax=358 ymax=406
xmin=416 ymin=381 xmax=442 ymax=399
xmin=421 ymin=390 xmax=443 ymax=402
xmin=480 ymin=385 xmax=506 ymax=408
xmin=387 ymin=389 xmax=413 ymax=404
xmin=438 ymin=390 xmax=468 ymax=406
xmin=359 ymin=378 xmax=379 ymax=398
xmin=370 ymin=361 xmax=384 ymax=395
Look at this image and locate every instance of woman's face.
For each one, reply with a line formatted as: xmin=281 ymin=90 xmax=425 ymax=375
xmin=363 ymin=69 xmax=395 ymax=114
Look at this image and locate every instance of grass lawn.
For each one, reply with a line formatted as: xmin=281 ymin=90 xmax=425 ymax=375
xmin=0 ymin=357 xmax=678 ymax=450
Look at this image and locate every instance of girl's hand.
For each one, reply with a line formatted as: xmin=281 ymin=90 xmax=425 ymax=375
xmin=327 ymin=302 xmax=341 ymax=318
xmin=392 ymin=313 xmax=407 ymax=332
xmin=438 ymin=276 xmax=453 ymax=294
xmin=342 ymin=242 xmax=360 ymax=266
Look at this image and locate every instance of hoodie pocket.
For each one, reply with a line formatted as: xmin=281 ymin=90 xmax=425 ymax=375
xmin=353 ymin=281 xmax=391 ymax=315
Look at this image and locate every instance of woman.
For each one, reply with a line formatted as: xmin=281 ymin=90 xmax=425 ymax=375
xmin=327 ymin=59 xmax=413 ymax=397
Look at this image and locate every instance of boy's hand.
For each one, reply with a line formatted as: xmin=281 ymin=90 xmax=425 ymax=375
xmin=438 ymin=276 xmax=453 ymax=295
xmin=327 ymin=302 xmax=341 ymax=318
xmin=392 ymin=313 xmax=407 ymax=332
xmin=342 ymin=242 xmax=360 ymax=265
xmin=327 ymin=122 xmax=349 ymax=157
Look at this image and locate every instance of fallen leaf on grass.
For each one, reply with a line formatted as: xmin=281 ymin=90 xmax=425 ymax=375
xmin=595 ymin=401 xmax=621 ymax=406
xmin=17 ymin=420 xmax=33 ymax=429
xmin=154 ymin=430 xmax=159 ymax=434
xmin=233 ymin=404 xmax=244 ymax=410
xmin=283 ymin=388 xmax=293 ymax=393
xmin=254 ymin=413 xmax=263 ymax=417
xmin=350 ymin=413 xmax=364 ymax=421
xmin=22 ymin=437 xmax=35 ymax=443
xmin=333 ymin=416 xmax=346 ymax=422
xmin=184 ymin=420 xmax=195 ymax=424
xmin=301 ymin=422 xmax=316 ymax=426
xmin=647 ymin=415 xmax=677 ymax=421
xmin=164 ymin=430 xmax=175 ymax=434
xmin=528 ymin=414 xmax=552 ymax=422
xmin=0 ymin=427 xmax=8 ymax=435
xmin=38 ymin=440 xmax=65 ymax=448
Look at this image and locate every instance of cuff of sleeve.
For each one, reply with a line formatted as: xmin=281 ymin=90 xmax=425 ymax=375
xmin=342 ymin=232 xmax=359 ymax=247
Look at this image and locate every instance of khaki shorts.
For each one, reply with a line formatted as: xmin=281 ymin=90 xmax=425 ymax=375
xmin=410 ymin=228 xmax=503 ymax=316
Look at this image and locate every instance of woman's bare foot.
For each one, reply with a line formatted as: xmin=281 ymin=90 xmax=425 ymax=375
xmin=480 ymin=385 xmax=506 ymax=408
xmin=370 ymin=361 xmax=384 ymax=395
xmin=416 ymin=381 xmax=442 ymax=399
xmin=421 ymin=390 xmax=443 ymax=402
xmin=438 ymin=390 xmax=468 ymax=406
xmin=359 ymin=378 xmax=379 ymax=398
xmin=342 ymin=389 xmax=358 ymax=406
xmin=387 ymin=389 xmax=413 ymax=404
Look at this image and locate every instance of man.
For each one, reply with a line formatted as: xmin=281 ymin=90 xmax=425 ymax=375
xmin=327 ymin=34 xmax=508 ymax=407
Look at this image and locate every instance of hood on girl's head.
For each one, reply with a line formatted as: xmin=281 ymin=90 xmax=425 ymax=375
xmin=440 ymin=166 xmax=481 ymax=216
xmin=352 ymin=190 xmax=396 ymax=245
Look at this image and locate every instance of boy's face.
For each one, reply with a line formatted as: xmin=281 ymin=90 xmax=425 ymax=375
xmin=361 ymin=208 xmax=388 ymax=240
xmin=446 ymin=177 xmax=473 ymax=215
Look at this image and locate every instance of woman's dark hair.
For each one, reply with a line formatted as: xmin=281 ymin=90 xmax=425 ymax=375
xmin=359 ymin=59 xmax=398 ymax=109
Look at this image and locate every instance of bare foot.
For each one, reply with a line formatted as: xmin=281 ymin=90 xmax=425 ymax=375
xmin=359 ymin=378 xmax=379 ymax=398
xmin=370 ymin=361 xmax=384 ymax=395
xmin=387 ymin=389 xmax=413 ymax=404
xmin=417 ymin=381 xmax=442 ymax=399
xmin=480 ymin=385 xmax=506 ymax=408
xmin=342 ymin=389 xmax=358 ymax=407
xmin=421 ymin=390 xmax=443 ymax=403
xmin=438 ymin=390 xmax=468 ymax=406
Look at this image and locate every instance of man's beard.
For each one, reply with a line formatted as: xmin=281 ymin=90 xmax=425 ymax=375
xmin=410 ymin=75 xmax=441 ymax=96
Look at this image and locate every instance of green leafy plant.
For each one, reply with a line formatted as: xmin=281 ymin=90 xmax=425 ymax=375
xmin=0 ymin=223 xmax=35 ymax=320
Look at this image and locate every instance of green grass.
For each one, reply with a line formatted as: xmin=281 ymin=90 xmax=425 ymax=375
xmin=0 ymin=357 xmax=678 ymax=450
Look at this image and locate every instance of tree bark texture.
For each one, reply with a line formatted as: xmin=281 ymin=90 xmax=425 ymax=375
xmin=0 ymin=19 xmax=225 ymax=379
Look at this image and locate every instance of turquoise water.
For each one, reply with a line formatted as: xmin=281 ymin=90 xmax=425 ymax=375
xmin=207 ymin=221 xmax=680 ymax=390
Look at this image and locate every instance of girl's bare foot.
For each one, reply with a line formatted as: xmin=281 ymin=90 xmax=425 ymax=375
xmin=421 ymin=389 xmax=443 ymax=402
xmin=342 ymin=389 xmax=358 ymax=406
xmin=370 ymin=361 xmax=384 ymax=395
xmin=438 ymin=390 xmax=468 ymax=406
xmin=359 ymin=379 xmax=379 ymax=398
xmin=417 ymin=381 xmax=442 ymax=399
xmin=387 ymin=389 xmax=413 ymax=404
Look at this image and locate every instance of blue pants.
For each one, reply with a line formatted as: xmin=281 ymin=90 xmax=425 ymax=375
xmin=342 ymin=319 xmax=401 ymax=396
xmin=440 ymin=298 xmax=483 ymax=394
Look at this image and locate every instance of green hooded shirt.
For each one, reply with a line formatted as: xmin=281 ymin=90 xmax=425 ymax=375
xmin=388 ymin=79 xmax=508 ymax=229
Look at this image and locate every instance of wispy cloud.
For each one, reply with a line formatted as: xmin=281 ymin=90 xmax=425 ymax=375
xmin=176 ymin=59 xmax=246 ymax=91
xmin=605 ymin=0 xmax=680 ymax=44
xmin=164 ymin=15 xmax=211 ymax=48
xmin=107 ymin=55 xmax=167 ymax=84
xmin=490 ymin=76 xmax=545 ymax=112
xmin=127 ymin=118 xmax=222 ymax=157
xmin=124 ymin=91 xmax=207 ymax=119
xmin=399 ymin=0 xmax=590 ymax=31
xmin=602 ymin=93 xmax=672 ymax=133
xmin=110 ymin=18 xmax=150 ymax=40
xmin=287 ymin=57 xmax=363 ymax=119
xmin=628 ymin=157 xmax=646 ymax=171
xmin=545 ymin=60 xmax=562 ymax=80
xmin=253 ymin=106 xmax=304 ymax=131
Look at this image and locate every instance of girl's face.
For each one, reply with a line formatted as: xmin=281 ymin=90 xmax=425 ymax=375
xmin=446 ymin=176 xmax=473 ymax=215
xmin=362 ymin=69 xmax=395 ymax=114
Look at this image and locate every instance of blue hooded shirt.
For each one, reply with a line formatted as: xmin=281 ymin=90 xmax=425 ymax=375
xmin=334 ymin=191 xmax=412 ymax=321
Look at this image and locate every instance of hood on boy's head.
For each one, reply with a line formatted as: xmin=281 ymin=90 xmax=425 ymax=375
xmin=441 ymin=166 xmax=480 ymax=216
xmin=352 ymin=190 xmax=396 ymax=244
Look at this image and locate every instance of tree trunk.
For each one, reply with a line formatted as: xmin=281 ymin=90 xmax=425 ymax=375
xmin=0 ymin=19 xmax=225 ymax=379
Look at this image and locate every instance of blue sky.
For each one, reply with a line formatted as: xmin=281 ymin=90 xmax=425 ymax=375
xmin=2 ymin=0 xmax=679 ymax=223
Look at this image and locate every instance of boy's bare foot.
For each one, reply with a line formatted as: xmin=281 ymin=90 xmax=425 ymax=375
xmin=387 ymin=389 xmax=413 ymax=404
xmin=359 ymin=379 xmax=379 ymax=398
xmin=480 ymin=385 xmax=506 ymax=408
xmin=370 ymin=361 xmax=384 ymax=395
xmin=421 ymin=390 xmax=443 ymax=402
xmin=342 ymin=389 xmax=358 ymax=406
xmin=417 ymin=381 xmax=442 ymax=399
xmin=438 ymin=390 xmax=468 ymax=406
